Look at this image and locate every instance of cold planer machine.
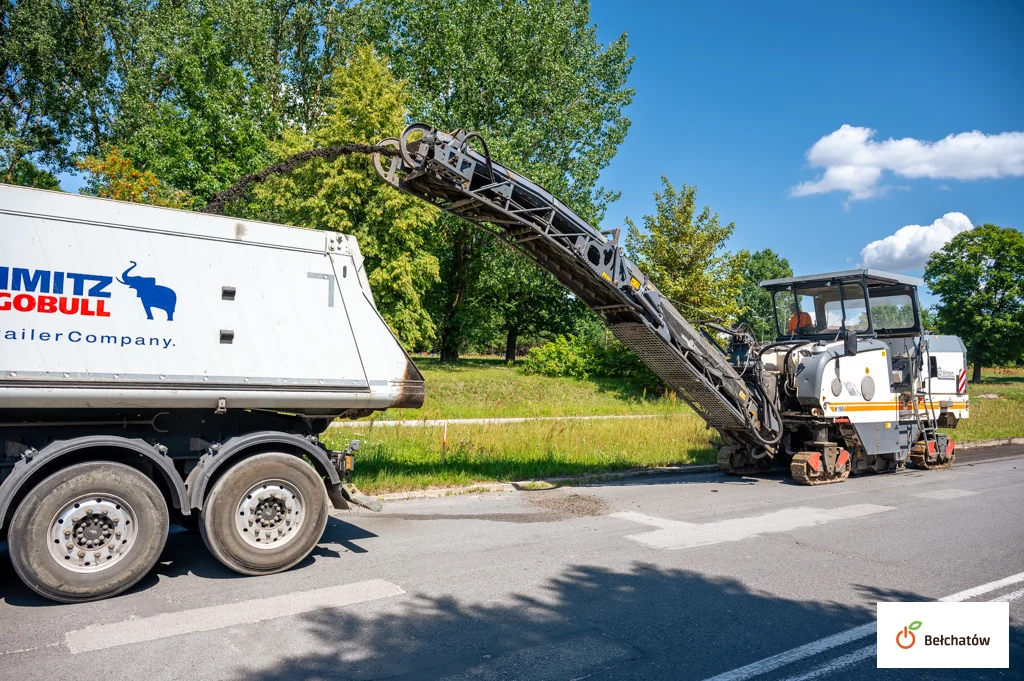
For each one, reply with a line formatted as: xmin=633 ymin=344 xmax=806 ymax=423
xmin=373 ymin=124 xmax=968 ymax=484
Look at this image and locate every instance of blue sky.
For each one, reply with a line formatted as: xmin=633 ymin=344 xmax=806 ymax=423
xmin=589 ymin=0 xmax=1023 ymax=303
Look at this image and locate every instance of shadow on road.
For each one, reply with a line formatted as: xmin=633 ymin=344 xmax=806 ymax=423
xmin=223 ymin=559 xmax=1017 ymax=681
xmin=234 ymin=560 xmax=1021 ymax=680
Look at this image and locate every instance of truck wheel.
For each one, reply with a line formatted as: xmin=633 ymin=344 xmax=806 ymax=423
xmin=8 ymin=462 xmax=169 ymax=603
xmin=199 ymin=452 xmax=328 ymax=576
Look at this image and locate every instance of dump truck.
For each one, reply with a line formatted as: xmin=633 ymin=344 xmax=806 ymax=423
xmin=0 ymin=183 xmax=422 ymax=601
xmin=372 ymin=124 xmax=968 ymax=485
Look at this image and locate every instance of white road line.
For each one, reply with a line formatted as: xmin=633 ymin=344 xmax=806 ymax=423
xmin=330 ymin=414 xmax=659 ymax=428
xmin=939 ymin=571 xmax=1024 ymax=602
xmin=65 ymin=578 xmax=404 ymax=654
xmin=989 ymin=586 xmax=1024 ymax=603
xmin=699 ymin=624 xmax=877 ymax=681
xmin=778 ymin=645 xmax=876 ymax=681
xmin=777 ymin=586 xmax=1024 ymax=681
xmin=911 ymin=489 xmax=977 ymax=500
xmin=611 ymin=505 xmax=894 ymax=551
xmin=698 ymin=570 xmax=1024 ymax=681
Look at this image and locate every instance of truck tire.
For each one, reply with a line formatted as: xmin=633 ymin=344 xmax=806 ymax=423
xmin=8 ymin=462 xmax=169 ymax=603
xmin=199 ymin=452 xmax=328 ymax=575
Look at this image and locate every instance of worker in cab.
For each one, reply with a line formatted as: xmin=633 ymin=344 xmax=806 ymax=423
xmin=787 ymin=304 xmax=813 ymax=334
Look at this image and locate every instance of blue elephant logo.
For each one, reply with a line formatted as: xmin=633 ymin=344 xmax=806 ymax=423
xmin=116 ymin=261 xmax=177 ymax=321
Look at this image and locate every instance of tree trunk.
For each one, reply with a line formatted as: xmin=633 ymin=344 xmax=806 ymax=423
xmin=504 ymin=325 xmax=519 ymax=363
xmin=437 ymin=228 xmax=472 ymax=363
xmin=972 ymin=361 xmax=982 ymax=383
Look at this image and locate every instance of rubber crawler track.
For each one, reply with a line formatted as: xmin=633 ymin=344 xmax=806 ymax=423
xmin=790 ymin=451 xmax=851 ymax=486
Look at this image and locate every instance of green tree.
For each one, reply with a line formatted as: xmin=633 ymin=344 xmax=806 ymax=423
xmin=470 ymin=247 xmax=581 ymax=362
xmin=919 ymin=306 xmax=939 ymax=332
xmin=1 ymin=0 xmax=109 ymax=182
xmin=6 ymin=159 xmax=60 ymax=190
xmin=367 ymin=0 xmax=634 ymax=361
xmin=735 ymin=248 xmax=792 ymax=342
xmin=626 ymin=178 xmax=744 ymax=323
xmin=3 ymin=1 xmax=366 ymax=199
xmin=924 ymin=224 xmax=1024 ymax=382
xmin=249 ymin=46 xmax=440 ymax=350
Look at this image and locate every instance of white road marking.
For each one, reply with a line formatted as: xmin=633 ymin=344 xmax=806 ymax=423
xmin=939 ymin=571 xmax=1024 ymax=601
xmin=698 ymin=571 xmax=1024 ymax=681
xmin=912 ymin=488 xmax=977 ymax=500
xmin=993 ymin=586 xmax=1024 ymax=603
xmin=778 ymin=587 xmax=1024 ymax=681
xmin=331 ymin=414 xmax=659 ymax=428
xmin=65 ymin=578 xmax=404 ymax=654
xmin=778 ymin=645 xmax=876 ymax=681
xmin=611 ymin=505 xmax=894 ymax=550
xmin=699 ymin=624 xmax=878 ymax=681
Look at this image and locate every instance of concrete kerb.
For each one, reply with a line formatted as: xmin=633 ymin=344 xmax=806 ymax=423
xmin=350 ymin=437 xmax=1022 ymax=505
xmin=956 ymin=436 xmax=1024 ymax=450
xmin=370 ymin=463 xmax=722 ymax=502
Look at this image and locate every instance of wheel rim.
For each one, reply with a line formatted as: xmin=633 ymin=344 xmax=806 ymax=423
xmin=234 ymin=480 xmax=305 ymax=550
xmin=47 ymin=494 xmax=138 ymax=573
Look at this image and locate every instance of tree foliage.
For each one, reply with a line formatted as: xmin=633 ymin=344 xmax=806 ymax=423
xmin=735 ymin=248 xmax=792 ymax=342
xmin=77 ymin=147 xmax=189 ymax=207
xmin=3 ymin=0 xmax=371 ymax=199
xmin=249 ymin=46 xmax=439 ymax=350
xmin=5 ymin=0 xmax=641 ymax=360
xmin=367 ymin=0 xmax=634 ymax=360
xmin=626 ymin=178 xmax=744 ymax=323
xmin=924 ymin=224 xmax=1024 ymax=381
xmin=464 ymin=247 xmax=582 ymax=362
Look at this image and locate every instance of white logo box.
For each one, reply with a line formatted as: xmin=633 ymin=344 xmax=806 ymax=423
xmin=877 ymin=602 xmax=1009 ymax=668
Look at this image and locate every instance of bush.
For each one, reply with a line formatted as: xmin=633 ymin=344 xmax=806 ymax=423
xmin=520 ymin=335 xmax=596 ymax=379
xmin=521 ymin=334 xmax=664 ymax=390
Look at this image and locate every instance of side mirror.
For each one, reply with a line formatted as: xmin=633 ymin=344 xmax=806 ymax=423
xmin=844 ymin=328 xmax=858 ymax=356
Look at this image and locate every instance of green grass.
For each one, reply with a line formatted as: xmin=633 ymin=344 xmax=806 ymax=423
xmin=362 ymin=356 xmax=680 ymax=421
xmin=326 ymin=359 xmax=1023 ymax=494
xmin=944 ymin=367 xmax=1024 ymax=441
xmin=326 ymin=411 xmax=715 ymax=495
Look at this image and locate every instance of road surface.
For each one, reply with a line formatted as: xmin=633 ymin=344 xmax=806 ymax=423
xmin=1 ymin=446 xmax=1021 ymax=680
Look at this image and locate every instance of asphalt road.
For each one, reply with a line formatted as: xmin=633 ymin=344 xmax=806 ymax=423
xmin=1 ymin=446 xmax=1021 ymax=681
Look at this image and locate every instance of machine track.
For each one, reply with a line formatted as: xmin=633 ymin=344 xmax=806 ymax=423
xmin=717 ymin=445 xmax=773 ymax=476
xmin=790 ymin=451 xmax=851 ymax=486
xmin=909 ymin=440 xmax=955 ymax=470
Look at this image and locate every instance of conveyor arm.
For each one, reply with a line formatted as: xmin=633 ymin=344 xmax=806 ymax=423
xmin=374 ymin=124 xmax=780 ymax=449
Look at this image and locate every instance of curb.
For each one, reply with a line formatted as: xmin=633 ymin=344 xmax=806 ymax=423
xmin=956 ymin=437 xmax=1024 ymax=450
xmin=373 ymin=463 xmax=721 ymax=502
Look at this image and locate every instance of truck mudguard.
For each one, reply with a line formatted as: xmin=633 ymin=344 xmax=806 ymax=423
xmin=0 ymin=435 xmax=189 ymax=530
xmin=184 ymin=431 xmax=342 ymax=511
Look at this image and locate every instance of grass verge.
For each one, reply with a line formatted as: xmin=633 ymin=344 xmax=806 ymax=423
xmin=328 ymin=363 xmax=1022 ymax=495
xmin=325 ymin=411 xmax=716 ymax=495
xmin=362 ymin=356 xmax=681 ymax=421
xmin=944 ymin=368 xmax=1024 ymax=441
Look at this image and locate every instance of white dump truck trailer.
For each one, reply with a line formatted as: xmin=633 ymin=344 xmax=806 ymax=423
xmin=0 ymin=184 xmax=423 ymax=601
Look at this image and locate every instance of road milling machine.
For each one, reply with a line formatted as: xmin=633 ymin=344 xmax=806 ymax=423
xmin=374 ymin=124 xmax=970 ymax=485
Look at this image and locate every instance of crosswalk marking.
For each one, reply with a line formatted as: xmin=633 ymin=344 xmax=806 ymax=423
xmin=912 ymin=488 xmax=977 ymax=500
xmin=65 ymin=578 xmax=404 ymax=654
xmin=610 ymin=504 xmax=894 ymax=550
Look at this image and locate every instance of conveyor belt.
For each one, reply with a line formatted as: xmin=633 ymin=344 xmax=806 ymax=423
xmin=374 ymin=125 xmax=770 ymax=438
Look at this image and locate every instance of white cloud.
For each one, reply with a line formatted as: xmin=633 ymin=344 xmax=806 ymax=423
xmin=791 ymin=125 xmax=1024 ymax=202
xmin=859 ymin=212 xmax=973 ymax=272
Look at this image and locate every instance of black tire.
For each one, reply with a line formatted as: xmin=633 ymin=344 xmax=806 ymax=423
xmin=9 ymin=462 xmax=169 ymax=603
xmin=199 ymin=452 xmax=328 ymax=576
